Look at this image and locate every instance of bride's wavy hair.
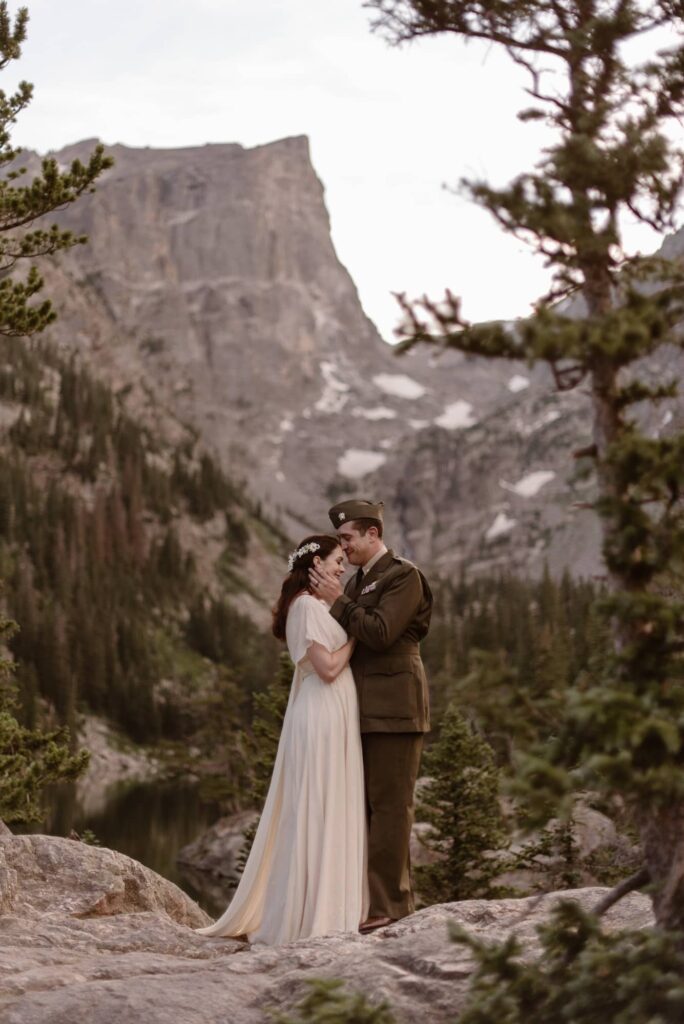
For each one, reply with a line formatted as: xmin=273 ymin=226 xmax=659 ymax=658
xmin=272 ymin=533 xmax=341 ymax=641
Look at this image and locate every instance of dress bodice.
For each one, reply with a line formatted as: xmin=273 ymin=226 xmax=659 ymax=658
xmin=286 ymin=594 xmax=348 ymax=671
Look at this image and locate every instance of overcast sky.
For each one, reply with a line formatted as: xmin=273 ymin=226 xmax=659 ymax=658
xmin=6 ymin=0 xmax=664 ymax=341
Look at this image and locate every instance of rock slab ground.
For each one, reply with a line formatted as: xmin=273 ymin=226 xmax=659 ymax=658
xmin=0 ymin=832 xmax=653 ymax=1023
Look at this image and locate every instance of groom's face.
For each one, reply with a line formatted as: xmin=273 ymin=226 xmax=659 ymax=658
xmin=337 ymin=522 xmax=375 ymax=567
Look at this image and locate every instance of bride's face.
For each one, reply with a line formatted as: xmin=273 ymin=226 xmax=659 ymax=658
xmin=316 ymin=545 xmax=345 ymax=579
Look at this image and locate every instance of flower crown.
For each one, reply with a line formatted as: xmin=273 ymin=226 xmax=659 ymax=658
xmin=288 ymin=542 xmax=320 ymax=572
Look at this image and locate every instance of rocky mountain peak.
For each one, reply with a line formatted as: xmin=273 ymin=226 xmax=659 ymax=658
xmin=30 ymin=135 xmax=684 ymax=577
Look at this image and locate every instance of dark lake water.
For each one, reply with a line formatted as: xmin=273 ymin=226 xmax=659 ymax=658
xmin=31 ymin=779 xmax=236 ymax=918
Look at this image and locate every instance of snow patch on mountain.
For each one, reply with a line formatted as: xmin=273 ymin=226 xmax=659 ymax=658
xmin=315 ymin=361 xmax=350 ymax=414
xmin=337 ymin=449 xmax=387 ymax=479
xmin=434 ymin=400 xmax=476 ymax=430
xmin=485 ymin=511 xmax=516 ymax=541
xmin=501 ymin=470 xmax=556 ymax=498
xmin=514 ymin=408 xmax=561 ymax=436
xmin=352 ymin=406 xmax=397 ymax=421
xmin=373 ymin=373 xmax=427 ymax=400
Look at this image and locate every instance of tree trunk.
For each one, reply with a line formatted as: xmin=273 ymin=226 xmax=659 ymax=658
xmin=589 ymin=326 xmax=684 ymax=930
xmin=639 ymin=803 xmax=684 ymax=930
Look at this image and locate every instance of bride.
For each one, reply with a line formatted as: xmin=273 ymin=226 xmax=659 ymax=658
xmin=197 ymin=534 xmax=368 ymax=945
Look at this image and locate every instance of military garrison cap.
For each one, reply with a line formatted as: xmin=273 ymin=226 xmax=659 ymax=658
xmin=328 ymin=498 xmax=384 ymax=529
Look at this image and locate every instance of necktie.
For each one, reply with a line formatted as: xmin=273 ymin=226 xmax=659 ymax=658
xmin=354 ymin=568 xmax=363 ymax=595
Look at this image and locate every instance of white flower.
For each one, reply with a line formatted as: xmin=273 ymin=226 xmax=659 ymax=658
xmin=287 ymin=542 xmax=321 ymax=572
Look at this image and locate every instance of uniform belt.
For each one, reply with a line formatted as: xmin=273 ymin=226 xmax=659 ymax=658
xmin=385 ymin=642 xmax=420 ymax=654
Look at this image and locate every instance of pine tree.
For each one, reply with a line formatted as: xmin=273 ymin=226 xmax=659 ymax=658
xmin=0 ymin=5 xmax=111 ymax=337
xmin=367 ymin=0 xmax=684 ymax=931
xmin=233 ymin=652 xmax=295 ymax=873
xmin=359 ymin=3 xmax=684 ymax=1020
xmin=277 ymin=980 xmax=396 ymax=1024
xmin=417 ymin=702 xmax=508 ymax=903
xmin=0 ymin=2 xmax=109 ymax=820
xmin=0 ymin=611 xmax=87 ymax=824
xmin=246 ymin=651 xmax=294 ymax=806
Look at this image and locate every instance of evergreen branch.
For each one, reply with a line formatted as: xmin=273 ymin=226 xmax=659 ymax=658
xmin=547 ymin=0 xmax=571 ymax=33
xmin=0 ymin=229 xmax=88 ymax=270
xmin=574 ymin=443 xmax=598 ymax=459
xmin=592 ymin=865 xmax=651 ymax=916
xmin=365 ymin=0 xmax=568 ymax=56
xmin=0 ymin=148 xmax=113 ymax=234
xmin=394 ymin=288 xmax=527 ymax=359
xmin=615 ymin=380 xmax=679 ymax=410
xmin=0 ymin=4 xmax=26 ymax=71
xmin=549 ymin=359 xmax=587 ymax=391
xmin=626 ymin=198 xmax=679 ymax=234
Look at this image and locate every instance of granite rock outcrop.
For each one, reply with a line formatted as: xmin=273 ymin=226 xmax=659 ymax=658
xmin=0 ymin=830 xmax=654 ymax=1024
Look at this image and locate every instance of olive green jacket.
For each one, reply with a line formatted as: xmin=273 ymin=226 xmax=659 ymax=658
xmin=329 ymin=549 xmax=433 ymax=733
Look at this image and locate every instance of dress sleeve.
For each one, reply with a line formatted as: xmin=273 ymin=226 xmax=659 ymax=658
xmin=286 ymin=596 xmax=337 ymax=666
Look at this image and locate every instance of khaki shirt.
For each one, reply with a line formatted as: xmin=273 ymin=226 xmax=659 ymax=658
xmin=330 ymin=549 xmax=432 ymax=733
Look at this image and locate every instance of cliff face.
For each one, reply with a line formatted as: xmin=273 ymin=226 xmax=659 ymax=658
xmin=36 ymin=137 xmax=684 ymax=578
xmin=44 ymin=136 xmax=454 ymax=538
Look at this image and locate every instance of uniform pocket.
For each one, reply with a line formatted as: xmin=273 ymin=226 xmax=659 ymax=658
xmin=362 ymin=662 xmax=420 ymax=719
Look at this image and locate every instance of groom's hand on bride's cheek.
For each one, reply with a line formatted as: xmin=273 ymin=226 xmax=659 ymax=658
xmin=309 ymin=567 xmax=343 ymax=603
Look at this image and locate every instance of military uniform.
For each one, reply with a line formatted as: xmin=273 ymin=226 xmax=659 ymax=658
xmin=328 ymin=499 xmax=433 ymax=920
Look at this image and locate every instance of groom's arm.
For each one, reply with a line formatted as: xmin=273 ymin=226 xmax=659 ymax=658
xmin=329 ymin=567 xmax=422 ymax=652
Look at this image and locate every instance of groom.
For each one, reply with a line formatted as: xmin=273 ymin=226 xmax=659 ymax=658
xmin=310 ymin=498 xmax=432 ymax=933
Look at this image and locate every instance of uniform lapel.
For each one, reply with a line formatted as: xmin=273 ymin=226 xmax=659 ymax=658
xmin=357 ymin=549 xmax=394 ymax=596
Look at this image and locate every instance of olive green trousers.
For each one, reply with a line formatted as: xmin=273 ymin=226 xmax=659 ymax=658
xmin=361 ymin=732 xmax=424 ymax=919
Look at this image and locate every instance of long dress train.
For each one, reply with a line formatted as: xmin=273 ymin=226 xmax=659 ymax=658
xmin=196 ymin=593 xmax=368 ymax=944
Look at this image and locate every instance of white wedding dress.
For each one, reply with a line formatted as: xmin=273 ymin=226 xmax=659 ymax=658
xmin=197 ymin=594 xmax=368 ymax=944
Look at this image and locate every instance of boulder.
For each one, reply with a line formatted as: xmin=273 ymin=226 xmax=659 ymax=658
xmin=0 ymin=833 xmax=209 ymax=927
xmin=0 ymin=841 xmax=18 ymax=914
xmin=177 ymin=809 xmax=258 ymax=878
